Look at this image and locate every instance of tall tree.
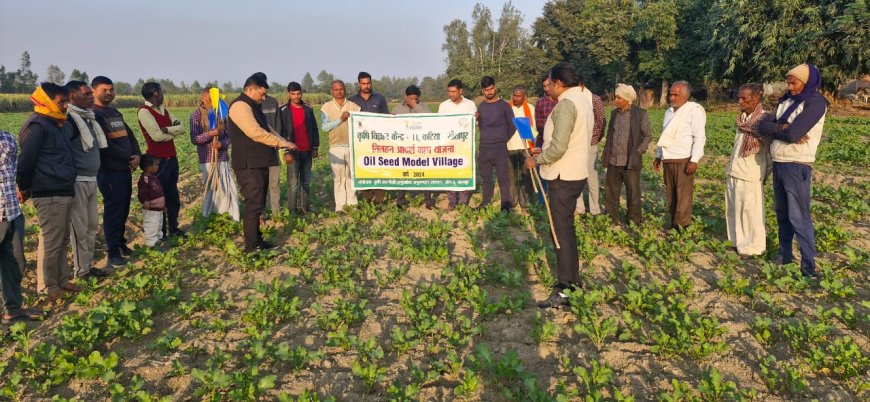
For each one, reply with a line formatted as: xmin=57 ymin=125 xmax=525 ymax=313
xmin=14 ymin=51 xmax=38 ymax=92
xmin=46 ymin=65 xmax=65 ymax=84
xmin=69 ymin=69 xmax=89 ymax=84
xmin=191 ymin=80 xmax=203 ymax=93
xmin=315 ymin=70 xmax=334 ymax=93
xmin=301 ymin=72 xmax=315 ymax=91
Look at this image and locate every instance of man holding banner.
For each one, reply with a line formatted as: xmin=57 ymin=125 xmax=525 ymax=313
xmin=508 ymin=85 xmax=536 ymax=208
xmin=322 ymin=80 xmax=361 ymax=212
xmin=438 ymin=79 xmax=477 ymax=211
xmin=391 ymin=85 xmax=431 ymax=209
xmin=526 ymin=63 xmax=594 ymax=308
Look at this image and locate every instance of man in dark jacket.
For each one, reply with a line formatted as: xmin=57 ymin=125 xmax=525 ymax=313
xmin=17 ymin=82 xmax=81 ymax=299
xmin=279 ymin=81 xmax=320 ymax=214
xmin=601 ymin=84 xmax=652 ymax=226
xmin=227 ymin=73 xmax=296 ymax=253
xmin=92 ymin=76 xmax=141 ymax=268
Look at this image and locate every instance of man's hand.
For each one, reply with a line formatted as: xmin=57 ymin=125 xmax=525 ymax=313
xmin=16 ymin=189 xmax=28 ymax=203
xmin=685 ymin=161 xmax=698 ymax=175
xmin=211 ymin=141 xmax=221 ymax=150
xmin=208 ymin=129 xmax=220 ymax=137
xmin=312 ymin=150 xmax=319 ymax=158
xmin=531 ymin=147 xmax=542 ymax=155
xmin=284 ymin=153 xmax=295 ymax=164
xmin=341 ymin=111 xmax=350 ymax=122
xmin=796 ymin=135 xmax=810 ymax=144
xmin=525 ymin=156 xmax=537 ymax=169
xmin=280 ymin=140 xmax=297 ymax=150
xmin=653 ymin=158 xmax=661 ymax=173
xmin=129 ymin=155 xmax=141 ymax=171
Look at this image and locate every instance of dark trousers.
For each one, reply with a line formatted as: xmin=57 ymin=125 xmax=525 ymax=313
xmin=235 ymin=167 xmax=269 ymax=251
xmin=447 ymin=191 xmax=470 ymax=208
xmin=156 ymin=157 xmax=181 ymax=234
xmin=287 ymin=151 xmax=313 ymax=212
xmin=549 ymin=178 xmax=586 ymax=289
xmin=773 ymin=162 xmax=817 ymax=276
xmin=508 ymin=150 xmax=532 ymax=207
xmin=663 ymin=159 xmax=694 ymax=229
xmin=97 ymin=168 xmax=132 ymax=257
xmin=604 ymin=166 xmax=643 ymax=225
xmin=0 ymin=215 xmax=25 ymax=315
xmin=478 ymin=144 xmax=512 ymax=207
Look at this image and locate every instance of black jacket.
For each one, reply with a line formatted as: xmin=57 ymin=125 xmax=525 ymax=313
xmin=278 ymin=102 xmax=320 ymax=153
xmin=17 ymin=114 xmax=77 ymax=197
xmin=227 ymin=93 xmax=279 ymax=169
xmin=601 ymin=105 xmax=650 ymax=170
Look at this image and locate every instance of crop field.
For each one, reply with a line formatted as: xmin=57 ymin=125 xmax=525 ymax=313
xmin=0 ymin=105 xmax=867 ymax=401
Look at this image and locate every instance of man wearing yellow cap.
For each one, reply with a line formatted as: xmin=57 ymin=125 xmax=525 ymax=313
xmin=758 ymin=63 xmax=827 ymax=279
xmin=16 ymin=82 xmax=82 ymax=299
xmin=601 ymin=83 xmax=652 ymax=226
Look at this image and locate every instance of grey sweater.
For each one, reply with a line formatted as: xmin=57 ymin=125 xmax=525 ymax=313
xmin=69 ymin=123 xmax=102 ymax=177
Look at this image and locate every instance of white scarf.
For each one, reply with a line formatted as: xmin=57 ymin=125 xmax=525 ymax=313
xmin=67 ymin=104 xmax=108 ymax=151
xmin=657 ymin=101 xmax=702 ymax=149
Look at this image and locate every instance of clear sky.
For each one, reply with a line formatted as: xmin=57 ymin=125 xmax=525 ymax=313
xmin=0 ymin=0 xmax=545 ymax=86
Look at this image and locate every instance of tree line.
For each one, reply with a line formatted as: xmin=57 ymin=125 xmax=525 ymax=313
xmin=443 ymin=0 xmax=868 ymax=104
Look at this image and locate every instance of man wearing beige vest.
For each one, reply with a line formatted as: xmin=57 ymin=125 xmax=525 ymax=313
xmin=321 ymin=80 xmax=361 ymax=212
xmin=525 ymin=63 xmax=594 ymax=308
xmin=653 ymin=81 xmax=706 ymax=231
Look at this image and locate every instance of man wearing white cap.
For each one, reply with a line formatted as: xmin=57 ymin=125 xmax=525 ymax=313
xmin=758 ymin=63 xmax=827 ymax=279
xmin=601 ymin=84 xmax=651 ymax=226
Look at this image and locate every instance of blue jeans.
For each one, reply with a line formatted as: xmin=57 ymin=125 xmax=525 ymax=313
xmin=772 ymin=162 xmax=816 ymax=276
xmin=287 ymin=151 xmax=313 ymax=211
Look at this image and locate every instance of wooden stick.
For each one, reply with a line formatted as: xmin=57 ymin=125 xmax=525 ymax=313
xmin=524 ymin=150 xmax=560 ymax=249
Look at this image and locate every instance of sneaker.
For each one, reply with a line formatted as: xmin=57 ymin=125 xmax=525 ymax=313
xmin=257 ymin=241 xmax=278 ymax=251
xmin=119 ymin=245 xmax=134 ymax=257
xmin=60 ymin=282 xmax=83 ymax=293
xmin=88 ymin=267 xmax=109 ymax=278
xmin=537 ymin=291 xmax=569 ymax=308
xmin=108 ymin=255 xmax=128 ymax=268
xmin=170 ymin=229 xmax=188 ymax=239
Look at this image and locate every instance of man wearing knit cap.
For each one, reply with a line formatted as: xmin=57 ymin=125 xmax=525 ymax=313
xmin=227 ymin=73 xmax=296 ymax=253
xmin=601 ymin=84 xmax=651 ymax=226
xmin=653 ymin=81 xmax=706 ymax=231
xmin=726 ymin=83 xmax=770 ymax=256
xmin=758 ymin=63 xmax=827 ymax=279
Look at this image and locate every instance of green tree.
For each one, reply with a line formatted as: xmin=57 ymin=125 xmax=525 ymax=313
xmin=69 ymin=68 xmax=89 ymax=84
xmin=315 ymin=70 xmax=334 ymax=93
xmin=14 ymin=51 xmax=38 ymax=92
xmin=191 ymin=80 xmax=203 ymax=93
xmin=46 ymin=64 xmax=65 ymax=84
xmin=301 ymin=72 xmax=315 ymax=91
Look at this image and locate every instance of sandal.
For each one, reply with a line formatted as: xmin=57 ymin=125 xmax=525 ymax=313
xmin=2 ymin=308 xmax=46 ymax=324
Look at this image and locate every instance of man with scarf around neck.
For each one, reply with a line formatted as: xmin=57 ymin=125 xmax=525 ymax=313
xmin=602 ymin=84 xmax=652 ymax=227
xmin=16 ymin=83 xmax=81 ymax=300
xmin=758 ymin=63 xmax=828 ymax=279
xmin=92 ymin=76 xmax=141 ymax=268
xmin=525 ymin=63 xmax=594 ymax=308
xmin=726 ymin=83 xmax=771 ymax=256
xmin=137 ymin=82 xmax=186 ymax=239
xmin=321 ymin=80 xmax=361 ymax=212
xmin=507 ymin=85 xmax=536 ymax=209
xmin=227 ymin=73 xmax=296 ymax=253
xmin=653 ymin=81 xmax=706 ymax=231
xmin=189 ymin=87 xmax=238 ymax=221
xmin=64 ymin=80 xmax=109 ymax=280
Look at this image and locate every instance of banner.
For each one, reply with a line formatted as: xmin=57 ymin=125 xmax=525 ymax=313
xmin=349 ymin=112 xmax=476 ymax=190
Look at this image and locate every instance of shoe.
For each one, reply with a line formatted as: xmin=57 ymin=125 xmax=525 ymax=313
xmin=108 ymin=255 xmax=128 ymax=268
xmin=774 ymin=255 xmax=791 ymax=266
xmin=425 ymin=202 xmax=435 ymax=210
xmin=500 ymin=202 xmax=512 ymax=213
xmin=2 ymin=308 xmax=46 ymax=324
xmin=170 ymin=229 xmax=187 ymax=239
xmin=88 ymin=267 xmax=109 ymax=278
xmin=119 ymin=245 xmax=133 ymax=257
xmin=537 ymin=291 xmax=569 ymax=308
xmin=257 ymin=241 xmax=278 ymax=251
xmin=60 ymin=283 xmax=83 ymax=293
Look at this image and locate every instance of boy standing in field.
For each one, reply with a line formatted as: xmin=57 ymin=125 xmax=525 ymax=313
xmin=138 ymin=155 xmax=165 ymax=248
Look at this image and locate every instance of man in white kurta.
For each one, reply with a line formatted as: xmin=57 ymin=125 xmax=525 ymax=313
xmin=726 ymin=84 xmax=770 ymax=256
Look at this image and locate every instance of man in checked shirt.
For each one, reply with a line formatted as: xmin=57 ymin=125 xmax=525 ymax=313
xmin=1 ymin=130 xmax=44 ymax=323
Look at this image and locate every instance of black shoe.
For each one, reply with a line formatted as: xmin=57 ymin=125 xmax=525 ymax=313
xmin=257 ymin=241 xmax=278 ymax=251
xmin=170 ymin=229 xmax=188 ymax=239
xmin=119 ymin=245 xmax=133 ymax=257
xmin=89 ymin=267 xmax=109 ymax=278
xmin=108 ymin=255 xmax=128 ymax=268
xmin=537 ymin=291 xmax=569 ymax=308
xmin=500 ymin=202 xmax=512 ymax=213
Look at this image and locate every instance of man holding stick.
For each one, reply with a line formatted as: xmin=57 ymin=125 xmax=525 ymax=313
xmin=526 ymin=63 xmax=594 ymax=308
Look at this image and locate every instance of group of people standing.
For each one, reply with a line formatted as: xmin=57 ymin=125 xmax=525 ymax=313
xmin=0 ymin=61 xmax=828 ymax=322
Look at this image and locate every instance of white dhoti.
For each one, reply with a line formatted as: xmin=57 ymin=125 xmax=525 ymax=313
xmin=329 ymin=146 xmax=357 ymax=212
xmin=200 ymin=161 xmax=241 ymax=221
xmin=725 ymin=176 xmax=766 ymax=255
